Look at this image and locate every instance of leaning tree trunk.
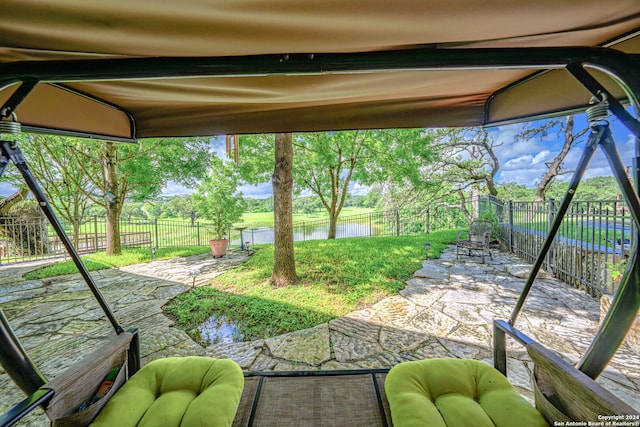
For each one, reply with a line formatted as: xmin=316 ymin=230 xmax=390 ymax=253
xmin=0 ymin=187 xmax=29 ymax=215
xmin=270 ymin=133 xmax=298 ymax=287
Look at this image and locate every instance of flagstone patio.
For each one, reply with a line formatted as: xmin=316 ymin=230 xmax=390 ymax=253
xmin=0 ymin=247 xmax=638 ymax=425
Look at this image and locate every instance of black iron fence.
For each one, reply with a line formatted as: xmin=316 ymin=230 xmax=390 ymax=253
xmin=483 ymin=195 xmax=633 ymax=296
xmin=1 ymin=206 xmax=470 ymax=265
xmin=1 ymin=197 xmax=630 ymax=297
xmin=239 ymin=206 xmax=470 ymax=246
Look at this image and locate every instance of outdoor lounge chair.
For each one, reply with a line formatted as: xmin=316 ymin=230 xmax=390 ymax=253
xmin=36 ymin=332 xmax=243 ymax=427
xmin=456 ymin=220 xmax=494 ymax=263
xmin=385 ymin=358 xmax=548 ymax=427
xmin=1 ymin=2 xmax=640 ymax=427
xmin=384 ymin=336 xmax=639 ymax=427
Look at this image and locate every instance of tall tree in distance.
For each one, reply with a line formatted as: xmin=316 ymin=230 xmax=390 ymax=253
xmin=271 ymin=133 xmax=298 ymax=287
xmin=296 ymin=131 xmax=367 ymax=239
xmin=516 ymin=116 xmax=588 ymax=202
xmin=382 ymin=127 xmax=501 ymax=221
xmin=11 ymin=134 xmax=96 ymax=246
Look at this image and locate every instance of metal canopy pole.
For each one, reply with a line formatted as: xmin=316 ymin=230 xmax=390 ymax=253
xmin=0 ymin=308 xmax=47 ymax=396
xmin=0 ymin=47 xmax=637 ymax=85
xmin=508 ymin=124 xmax=601 ymax=326
xmin=565 ymin=63 xmax=640 ymax=378
xmin=0 ymin=138 xmax=124 ymax=335
xmin=577 ymin=126 xmax=640 ymax=378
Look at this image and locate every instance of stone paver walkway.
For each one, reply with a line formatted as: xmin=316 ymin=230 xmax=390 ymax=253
xmin=1 ymin=248 xmax=639 ymax=425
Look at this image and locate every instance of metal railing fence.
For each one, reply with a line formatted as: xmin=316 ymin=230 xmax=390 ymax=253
xmin=483 ymin=194 xmax=633 ymax=296
xmin=1 ymin=197 xmax=630 ymax=297
xmin=0 ymin=205 xmax=472 ymax=265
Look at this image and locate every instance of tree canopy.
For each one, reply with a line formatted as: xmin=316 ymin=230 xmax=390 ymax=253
xmin=193 ymin=156 xmax=246 ymax=239
xmin=8 ymin=134 xmax=212 ymax=254
xmin=239 ymin=129 xmax=435 ymax=238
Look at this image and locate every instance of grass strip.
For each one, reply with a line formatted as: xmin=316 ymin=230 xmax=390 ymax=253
xmin=23 ymin=246 xmax=211 ymax=279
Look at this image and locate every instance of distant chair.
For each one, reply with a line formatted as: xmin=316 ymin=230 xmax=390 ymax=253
xmin=456 ymin=219 xmax=494 ymax=263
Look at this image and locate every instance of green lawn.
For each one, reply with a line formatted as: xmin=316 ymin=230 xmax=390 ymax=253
xmin=239 ymin=207 xmax=375 ymax=228
xmin=23 ymin=229 xmax=457 ymax=343
xmin=23 ymin=246 xmax=212 ymax=279
xmin=165 ymin=229 xmax=457 ymax=343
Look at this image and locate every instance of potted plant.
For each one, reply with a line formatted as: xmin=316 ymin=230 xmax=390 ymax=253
xmin=193 ymin=158 xmax=246 ymax=258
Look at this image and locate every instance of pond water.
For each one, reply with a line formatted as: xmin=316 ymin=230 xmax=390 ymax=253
xmin=231 ymin=222 xmax=378 ymax=246
xmin=197 ymin=314 xmax=244 ymax=346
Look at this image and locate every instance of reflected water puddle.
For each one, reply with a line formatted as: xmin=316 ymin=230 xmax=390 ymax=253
xmin=197 ymin=314 xmax=244 ymax=346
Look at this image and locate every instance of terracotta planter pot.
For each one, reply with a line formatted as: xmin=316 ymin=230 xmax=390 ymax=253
xmin=209 ymin=239 xmax=229 ymax=258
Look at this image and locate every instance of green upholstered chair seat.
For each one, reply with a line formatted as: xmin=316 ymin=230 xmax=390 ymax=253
xmin=385 ymin=358 xmax=548 ymax=427
xmin=90 ymin=356 xmax=244 ymax=427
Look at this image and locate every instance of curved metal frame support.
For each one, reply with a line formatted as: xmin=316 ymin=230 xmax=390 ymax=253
xmin=508 ymin=56 xmax=640 ymax=379
xmin=0 ymin=44 xmax=638 ymax=387
xmin=0 ymin=308 xmax=47 ymax=396
xmin=509 ymin=126 xmax=601 ymax=325
xmin=0 ymin=80 xmax=37 ymax=121
xmin=0 ymin=141 xmax=123 ymax=335
xmin=577 ymin=128 xmax=640 ymax=378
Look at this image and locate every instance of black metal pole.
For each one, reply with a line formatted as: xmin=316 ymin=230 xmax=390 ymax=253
xmin=0 ymin=140 xmax=124 ymax=334
xmin=566 ymin=63 xmax=640 ymax=139
xmin=509 ymin=125 xmax=601 ymax=326
xmin=0 ymin=47 xmax=636 ymax=87
xmin=0 ymin=308 xmax=47 ymax=395
xmin=577 ymin=127 xmax=640 ymax=378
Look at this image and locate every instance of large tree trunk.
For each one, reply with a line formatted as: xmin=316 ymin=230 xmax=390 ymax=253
xmin=328 ymin=213 xmax=338 ymax=239
xmin=103 ymin=142 xmax=122 ymax=256
xmin=270 ymin=133 xmax=298 ymax=287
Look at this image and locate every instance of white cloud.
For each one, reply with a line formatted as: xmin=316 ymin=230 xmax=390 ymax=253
xmin=240 ymin=182 xmax=272 ymax=199
xmin=350 ymin=182 xmax=370 ymax=196
xmin=162 ymin=182 xmax=195 ymax=196
xmin=531 ymin=150 xmax=552 ymax=165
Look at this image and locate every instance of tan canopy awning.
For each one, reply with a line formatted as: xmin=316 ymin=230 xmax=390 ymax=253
xmin=0 ymin=1 xmax=639 ymax=139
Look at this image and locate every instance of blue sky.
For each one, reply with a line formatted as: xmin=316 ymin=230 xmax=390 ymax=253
xmin=491 ymin=113 xmax=635 ymax=187
xmin=1 ymin=114 xmax=636 ymax=199
xmin=186 ymin=114 xmax=635 ymax=199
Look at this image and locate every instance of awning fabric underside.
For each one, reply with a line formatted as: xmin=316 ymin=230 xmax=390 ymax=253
xmin=0 ymin=0 xmax=639 ymax=139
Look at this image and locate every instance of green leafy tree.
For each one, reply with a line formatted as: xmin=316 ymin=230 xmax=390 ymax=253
xmin=496 ymin=183 xmax=536 ymax=201
xmin=245 ymin=196 xmax=273 ymax=213
xmin=545 ymin=176 xmax=621 ymax=201
xmin=516 ymin=116 xmax=588 ymax=202
xmin=168 ymin=195 xmax=198 ymax=225
xmin=9 ymin=134 xmax=97 ymax=246
xmin=121 ymin=202 xmax=147 ymax=220
xmin=11 ymin=135 xmax=211 ymax=255
xmin=240 ymin=129 xmax=434 ymax=239
xmin=193 ymin=157 xmax=246 ymax=239
xmin=380 ymin=127 xmax=500 ymax=221
xmin=293 ymin=196 xmax=323 ymax=214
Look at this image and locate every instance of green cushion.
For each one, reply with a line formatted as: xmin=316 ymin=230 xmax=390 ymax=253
xmin=385 ymin=358 xmax=548 ymax=427
xmin=91 ymin=357 xmax=244 ymax=427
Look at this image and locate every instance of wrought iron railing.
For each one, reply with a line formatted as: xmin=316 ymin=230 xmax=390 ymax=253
xmin=483 ymin=194 xmax=633 ymax=296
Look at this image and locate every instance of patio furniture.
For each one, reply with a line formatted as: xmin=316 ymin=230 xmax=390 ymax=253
xmin=37 ymin=335 xmax=243 ymax=427
xmin=91 ymin=357 xmax=243 ymax=427
xmin=456 ymin=220 xmax=494 ymax=263
xmin=38 ymin=331 xmax=138 ymax=427
xmin=385 ymin=358 xmax=547 ymax=427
